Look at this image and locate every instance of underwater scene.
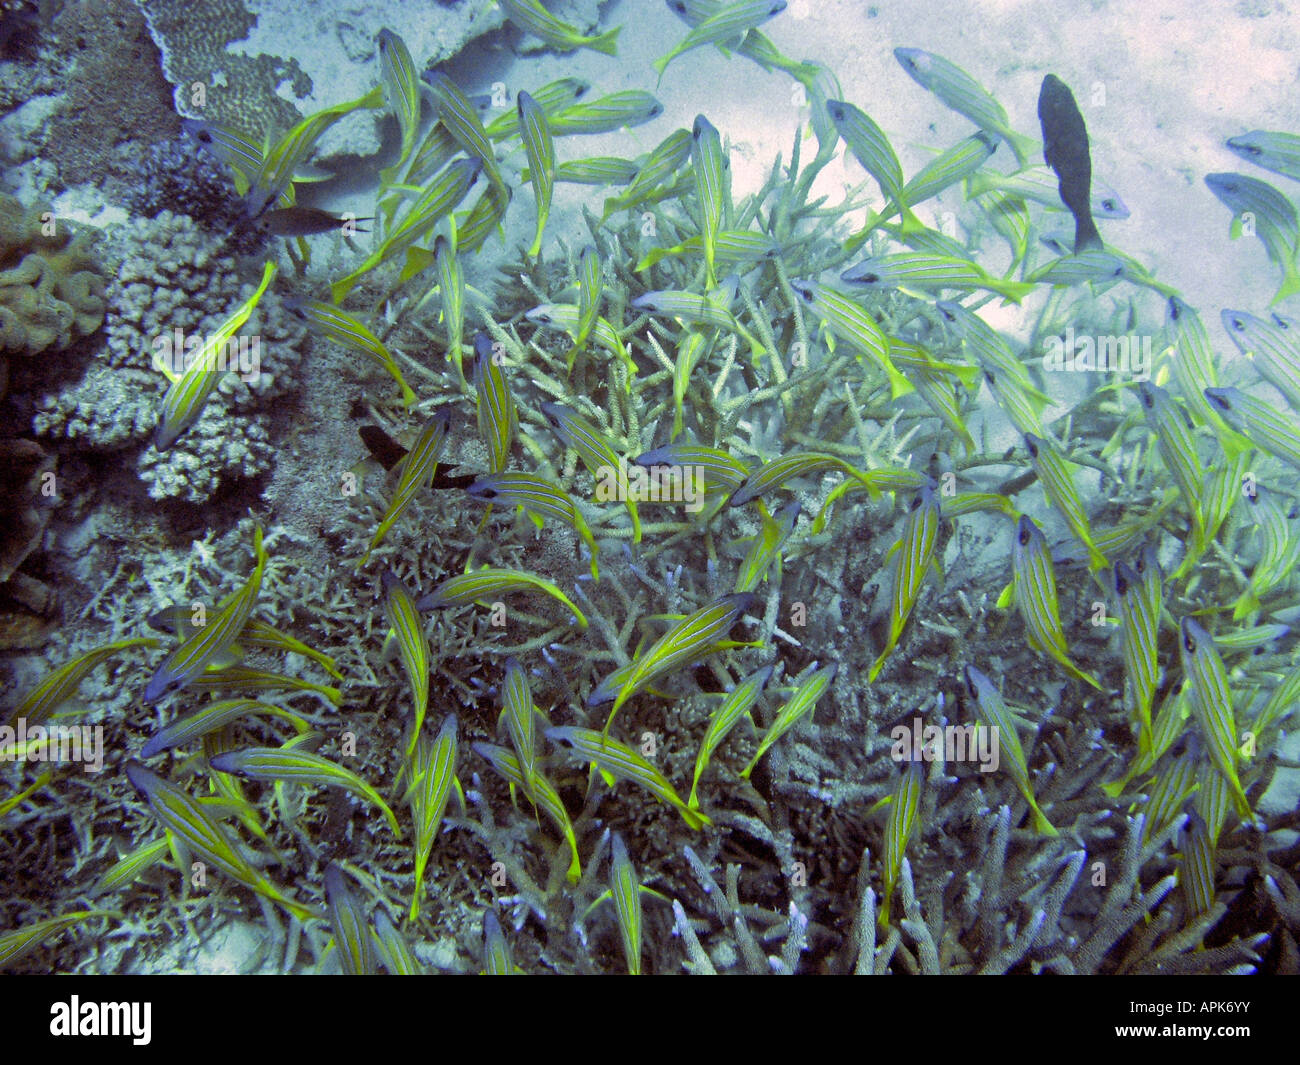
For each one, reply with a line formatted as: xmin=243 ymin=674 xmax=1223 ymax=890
xmin=2 ymin=0 xmax=1299 ymax=978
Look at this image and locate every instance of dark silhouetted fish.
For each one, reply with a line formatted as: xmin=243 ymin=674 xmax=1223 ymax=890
xmin=1038 ymin=74 xmax=1103 ymax=253
xmin=358 ymin=424 xmax=476 ymax=487
xmin=263 ymin=206 xmax=371 ymax=237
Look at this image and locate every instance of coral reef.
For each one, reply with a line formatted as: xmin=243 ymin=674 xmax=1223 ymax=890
xmin=2 ymin=3 xmax=1299 ymax=982
xmin=0 ymin=191 xmax=104 ymax=357
xmin=32 ymin=210 xmax=306 ymax=502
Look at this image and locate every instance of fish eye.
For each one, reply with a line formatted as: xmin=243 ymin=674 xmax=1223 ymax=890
xmin=1101 ymin=198 xmax=1117 ymax=212
xmin=479 ymin=486 xmax=498 ymax=500
xmin=535 ymin=313 xmax=552 ymax=325
xmin=794 ymin=286 xmax=812 ymax=301
xmin=1018 ymin=524 xmax=1030 ymax=546
xmin=1024 ymin=436 xmax=1038 ymax=458
xmin=1183 ymin=629 xmax=1197 ymax=654
xmin=862 ymin=273 xmax=880 ymax=283
xmin=1114 ymin=570 xmax=1128 ymax=596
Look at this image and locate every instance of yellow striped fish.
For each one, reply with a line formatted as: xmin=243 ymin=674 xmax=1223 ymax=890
xmin=474 ymin=741 xmax=581 ymax=882
xmin=517 ymin=90 xmax=554 ymax=257
xmin=87 ymin=836 xmax=169 ymax=898
xmin=573 ymin=246 xmax=603 ymax=361
xmin=466 ymin=472 xmax=600 ymax=580
xmin=691 ymin=115 xmax=729 ymax=287
xmin=360 ymin=410 xmax=451 ymax=565
xmin=330 ymin=157 xmax=481 ymax=302
xmin=245 ymin=85 xmax=384 ymax=216
xmin=283 ymin=298 xmax=417 ymax=407
xmin=1179 ymin=812 xmax=1217 ymax=918
xmin=1139 ymin=743 xmax=1198 ymax=845
xmin=377 ymin=29 xmax=421 ymax=187
xmin=433 ymin=235 xmax=467 ymax=379
xmin=425 ymin=72 xmax=506 ymax=195
xmin=870 ymin=485 xmax=941 ymax=681
xmin=1112 ymin=560 xmax=1159 ymax=752
xmin=880 ymin=760 xmax=923 ymax=925
xmin=383 ymin=570 xmax=429 ymax=759
xmin=528 ymin=305 xmax=637 ymax=379
xmin=546 ymin=726 xmax=710 ymax=830
xmin=155 ymin=261 xmax=277 ymax=450
xmin=689 ymin=664 xmax=773 ymax=810
xmin=499 ymin=0 xmax=620 ymax=56
xmin=415 ymin=566 xmax=587 ymax=629
xmin=609 ymin=833 xmax=644 ymax=974
xmin=125 ymin=761 xmax=320 ymax=921
xmin=589 ymin=592 xmax=758 ymax=728
xmin=324 ymin=862 xmax=376 ymax=975
xmin=734 ymin=500 xmax=799 ymax=593
xmin=1 ymin=910 xmax=119 ymax=971
xmin=141 ymin=698 xmax=308 ymax=758
xmin=1177 ymin=618 xmax=1253 ymax=820
xmin=742 ymin=663 xmax=837 ymax=778
xmin=481 ymin=909 xmax=516 ymax=974
xmin=539 ymin=402 xmax=641 ymax=541
xmin=1000 ymin=514 xmax=1101 ymax=688
xmin=473 ymin=333 xmax=516 ymax=474
xmin=145 ymin=524 xmax=267 ymax=703
xmin=407 ymin=714 xmax=458 ymax=921
xmin=373 ymin=908 xmax=423 ymax=974
xmin=186 ymin=665 xmax=342 ymax=706
xmin=208 ymin=746 xmax=401 ymax=835
xmin=7 ymin=636 xmax=159 ymax=730
xmin=964 ymin=666 xmax=1057 ymax=836
xmin=1023 ymin=434 xmax=1108 ymax=572
xmin=500 ymin=659 xmax=539 ymax=787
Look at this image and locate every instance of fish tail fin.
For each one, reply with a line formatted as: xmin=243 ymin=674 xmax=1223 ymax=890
xmin=1069 ymin=659 xmax=1104 ymax=690
xmin=1027 ymin=795 xmax=1059 ymax=837
xmin=1231 ymin=589 xmax=1259 ymax=621
xmin=897 ymin=203 xmax=926 ymax=237
xmin=996 ymin=278 xmax=1036 ymax=304
xmin=1099 ymin=776 xmax=1129 ymax=798
xmin=1075 ymin=216 xmax=1104 ymax=254
xmin=1228 ymin=775 xmax=1254 ymax=820
xmin=1270 ymin=259 xmax=1300 ymax=305
xmin=1006 ymin=130 xmax=1039 ymax=171
xmin=868 ymin=648 xmax=890 ymax=683
xmin=330 ymin=273 xmax=361 ymax=305
xmin=883 ymin=357 xmax=915 ymax=399
xmin=653 ymin=55 xmax=670 ymax=84
xmin=588 ymin=26 xmax=620 ymax=56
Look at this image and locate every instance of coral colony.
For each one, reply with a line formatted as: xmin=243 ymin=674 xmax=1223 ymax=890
xmin=2 ymin=0 xmax=1299 ymax=976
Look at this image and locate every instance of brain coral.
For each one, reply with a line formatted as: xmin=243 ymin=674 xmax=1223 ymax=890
xmin=0 ymin=192 xmax=106 ymax=358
